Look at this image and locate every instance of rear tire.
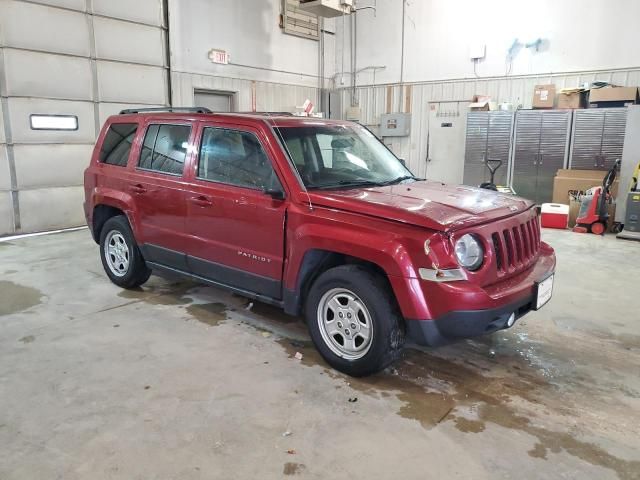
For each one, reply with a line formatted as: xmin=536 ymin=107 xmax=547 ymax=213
xmin=304 ymin=265 xmax=404 ymax=377
xmin=99 ymin=215 xmax=151 ymax=289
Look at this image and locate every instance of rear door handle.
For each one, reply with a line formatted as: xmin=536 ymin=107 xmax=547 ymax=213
xmin=130 ymin=183 xmax=147 ymax=194
xmin=189 ymin=195 xmax=213 ymax=207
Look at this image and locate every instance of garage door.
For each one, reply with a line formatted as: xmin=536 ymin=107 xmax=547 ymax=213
xmin=0 ymin=0 xmax=169 ymax=236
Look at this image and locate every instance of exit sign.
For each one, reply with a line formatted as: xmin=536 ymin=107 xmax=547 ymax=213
xmin=208 ymin=49 xmax=229 ymax=65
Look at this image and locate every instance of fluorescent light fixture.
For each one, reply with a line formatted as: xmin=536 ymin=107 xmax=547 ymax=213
xmin=30 ymin=114 xmax=78 ymax=131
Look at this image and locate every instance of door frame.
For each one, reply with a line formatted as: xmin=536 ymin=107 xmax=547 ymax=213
xmin=193 ymin=88 xmax=237 ymax=112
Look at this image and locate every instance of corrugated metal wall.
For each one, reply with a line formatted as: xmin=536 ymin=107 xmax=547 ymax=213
xmin=171 ymin=72 xmax=319 ymax=113
xmin=338 ymin=68 xmax=640 ymax=181
xmin=0 ymin=0 xmax=169 ymax=236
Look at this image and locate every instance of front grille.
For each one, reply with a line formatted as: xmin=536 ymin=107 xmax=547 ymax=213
xmin=493 ymin=216 xmax=541 ymax=274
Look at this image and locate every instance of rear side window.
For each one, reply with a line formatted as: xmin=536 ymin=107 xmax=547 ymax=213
xmin=138 ymin=124 xmax=191 ymax=175
xmin=100 ymin=123 xmax=138 ymax=166
xmin=198 ymin=127 xmax=279 ymax=190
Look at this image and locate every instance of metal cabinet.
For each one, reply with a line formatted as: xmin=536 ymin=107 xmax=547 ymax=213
xmin=463 ymin=111 xmax=514 ymax=187
xmin=569 ymin=108 xmax=628 ymax=170
xmin=511 ymin=110 xmax=572 ymax=204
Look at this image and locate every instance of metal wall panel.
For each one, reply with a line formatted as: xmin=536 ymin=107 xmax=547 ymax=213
xmin=569 ymin=108 xmax=628 ymax=170
xmin=97 ymin=103 xmax=164 ymax=127
xmin=97 ymin=61 xmax=166 ymax=104
xmin=0 ymin=1 xmax=91 ymax=56
xmin=0 ymin=101 xmax=5 ymax=144
xmin=3 ymin=49 xmax=93 ymax=100
xmin=6 ymin=98 xmax=96 ymax=144
xmin=26 ymin=0 xmax=86 ymax=11
xmin=13 ymin=144 xmax=92 ymax=189
xmin=94 ymin=17 xmax=165 ymax=66
xmin=0 ymin=192 xmax=14 ymax=235
xmin=343 ymin=67 xmax=640 ymax=194
xmin=171 ymin=71 xmax=319 ymax=114
xmin=0 ymin=145 xmax=10 ymax=191
xmin=93 ymin=0 xmax=164 ymax=26
xmin=0 ymin=0 xmax=169 ymax=235
xmin=18 ymin=186 xmax=85 ymax=232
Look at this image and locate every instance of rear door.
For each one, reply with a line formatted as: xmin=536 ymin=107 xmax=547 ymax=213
xmin=128 ymin=121 xmax=194 ymax=270
xmin=183 ymin=121 xmax=287 ymax=299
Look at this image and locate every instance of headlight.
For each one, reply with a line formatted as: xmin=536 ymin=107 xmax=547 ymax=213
xmin=454 ymin=234 xmax=484 ymax=271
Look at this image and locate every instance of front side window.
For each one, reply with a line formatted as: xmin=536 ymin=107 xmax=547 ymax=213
xmin=100 ymin=123 xmax=138 ymax=167
xmin=277 ymin=124 xmax=413 ymax=189
xmin=198 ymin=127 xmax=279 ymax=190
xmin=138 ymin=124 xmax=191 ymax=175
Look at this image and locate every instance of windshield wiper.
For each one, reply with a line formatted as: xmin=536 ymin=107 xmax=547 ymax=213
xmin=377 ymin=175 xmax=422 ymax=186
xmin=310 ymin=179 xmax=385 ymax=190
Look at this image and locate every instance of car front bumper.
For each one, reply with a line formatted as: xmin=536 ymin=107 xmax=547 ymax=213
xmin=405 ymin=294 xmax=535 ymax=346
xmin=403 ymin=243 xmax=555 ymax=346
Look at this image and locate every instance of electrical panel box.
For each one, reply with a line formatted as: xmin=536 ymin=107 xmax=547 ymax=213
xmin=379 ymin=113 xmax=411 ymax=137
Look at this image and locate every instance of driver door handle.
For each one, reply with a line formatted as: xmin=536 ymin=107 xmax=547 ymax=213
xmin=189 ymin=195 xmax=213 ymax=207
xmin=130 ymin=183 xmax=147 ymax=194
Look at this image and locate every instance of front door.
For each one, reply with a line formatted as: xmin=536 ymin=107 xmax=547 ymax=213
xmin=184 ymin=122 xmax=287 ymax=299
xmin=425 ymin=103 xmax=468 ymax=184
xmin=128 ymin=122 xmax=194 ymax=269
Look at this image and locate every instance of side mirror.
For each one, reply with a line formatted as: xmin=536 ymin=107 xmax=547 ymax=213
xmin=264 ymin=188 xmax=285 ymax=200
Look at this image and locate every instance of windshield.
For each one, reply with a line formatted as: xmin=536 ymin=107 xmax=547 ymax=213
xmin=277 ymin=124 xmax=415 ymax=189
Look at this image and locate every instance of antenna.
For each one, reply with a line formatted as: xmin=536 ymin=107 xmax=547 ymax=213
xmin=265 ymin=112 xmax=314 ymax=212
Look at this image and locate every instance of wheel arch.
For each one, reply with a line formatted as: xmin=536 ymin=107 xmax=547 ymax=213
xmin=283 ymin=248 xmax=400 ymax=317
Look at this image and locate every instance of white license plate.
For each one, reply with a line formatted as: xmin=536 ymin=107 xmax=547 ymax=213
xmin=535 ymin=274 xmax=554 ymax=310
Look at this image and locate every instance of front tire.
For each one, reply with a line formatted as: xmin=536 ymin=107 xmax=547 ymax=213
xmin=305 ymin=265 xmax=404 ymax=377
xmin=99 ymin=215 xmax=151 ymax=289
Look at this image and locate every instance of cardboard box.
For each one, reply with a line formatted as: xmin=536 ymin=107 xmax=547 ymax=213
xmin=533 ymin=84 xmax=556 ymax=109
xmin=470 ymin=95 xmax=491 ymax=111
xmin=557 ymin=91 xmax=586 ymax=109
xmin=552 ymin=169 xmax=620 ymax=204
xmin=589 ymin=86 xmax=639 ymax=108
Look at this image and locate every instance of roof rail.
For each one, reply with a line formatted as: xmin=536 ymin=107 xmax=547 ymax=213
xmin=119 ymin=107 xmax=213 ymax=115
xmin=235 ymin=112 xmax=295 ymax=116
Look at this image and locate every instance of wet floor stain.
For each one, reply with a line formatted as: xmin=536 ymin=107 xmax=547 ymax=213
xmin=118 ymin=283 xmax=193 ymax=306
xmin=529 ymin=442 xmax=548 ymax=460
xmin=102 ymin=280 xmax=640 ymax=479
xmin=275 ymin=338 xmax=640 ymax=480
xmin=19 ymin=335 xmax=35 ymax=344
xmin=3 ymin=270 xmax=18 ymax=275
xmin=244 ymin=300 xmax=297 ymax=324
xmin=0 ymin=281 xmax=44 ymax=316
xmin=283 ymin=462 xmax=305 ymax=475
xmin=186 ymin=302 xmax=229 ymax=326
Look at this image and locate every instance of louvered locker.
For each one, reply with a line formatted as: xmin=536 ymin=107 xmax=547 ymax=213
xmin=569 ymin=108 xmax=628 ymax=170
xmin=463 ymin=111 xmax=514 ymax=187
xmin=511 ymin=110 xmax=572 ymax=204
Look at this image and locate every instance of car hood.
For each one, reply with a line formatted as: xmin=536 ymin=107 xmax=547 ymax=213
xmin=308 ymin=180 xmax=534 ymax=231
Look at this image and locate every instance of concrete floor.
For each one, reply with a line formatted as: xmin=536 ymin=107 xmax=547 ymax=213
xmin=0 ymin=229 xmax=638 ymax=480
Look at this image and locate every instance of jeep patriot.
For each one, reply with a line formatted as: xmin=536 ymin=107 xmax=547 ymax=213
xmin=84 ymin=108 xmax=556 ymax=376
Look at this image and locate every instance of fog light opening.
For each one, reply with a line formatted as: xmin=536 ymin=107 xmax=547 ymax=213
xmin=506 ymin=313 xmax=516 ymax=328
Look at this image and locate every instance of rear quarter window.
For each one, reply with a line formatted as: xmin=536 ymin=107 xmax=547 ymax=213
xmin=100 ymin=123 xmax=138 ymax=167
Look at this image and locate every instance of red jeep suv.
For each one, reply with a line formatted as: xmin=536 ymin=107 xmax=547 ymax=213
xmin=84 ymin=108 xmax=556 ymax=376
